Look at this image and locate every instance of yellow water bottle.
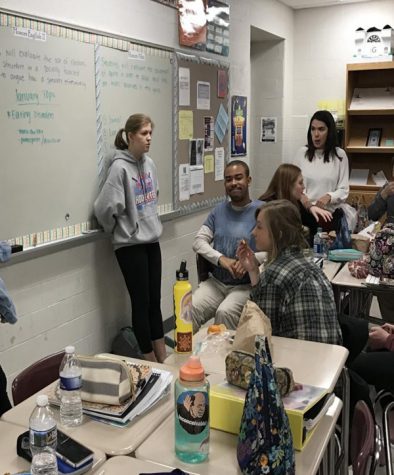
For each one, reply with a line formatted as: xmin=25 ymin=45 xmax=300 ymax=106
xmin=174 ymin=260 xmax=193 ymax=354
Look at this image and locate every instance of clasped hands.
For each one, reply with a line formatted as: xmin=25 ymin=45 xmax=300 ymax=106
xmin=218 ymin=240 xmax=259 ymax=279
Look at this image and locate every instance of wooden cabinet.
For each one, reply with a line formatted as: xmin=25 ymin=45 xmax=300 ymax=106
xmin=345 ymin=62 xmax=394 ymax=201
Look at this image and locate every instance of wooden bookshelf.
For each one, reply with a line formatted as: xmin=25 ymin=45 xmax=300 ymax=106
xmin=345 ymin=62 xmax=394 ymax=197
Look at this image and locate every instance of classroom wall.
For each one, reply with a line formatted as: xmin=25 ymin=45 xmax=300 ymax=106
xmin=290 ymin=0 xmax=394 ymax=154
xmin=0 ymin=0 xmax=294 ymax=390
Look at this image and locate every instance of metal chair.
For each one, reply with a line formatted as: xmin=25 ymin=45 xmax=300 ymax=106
xmin=382 ymin=397 xmax=394 ymax=475
xmin=12 ymin=350 xmax=65 ymax=405
xmin=350 ymin=399 xmax=381 ymax=475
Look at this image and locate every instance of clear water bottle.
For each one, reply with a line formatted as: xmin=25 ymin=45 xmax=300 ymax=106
xmin=313 ymin=227 xmax=323 ymax=257
xmin=29 ymin=394 xmax=58 ymax=475
xmin=59 ymin=346 xmax=83 ymax=427
xmin=175 ymin=356 xmax=209 ymax=463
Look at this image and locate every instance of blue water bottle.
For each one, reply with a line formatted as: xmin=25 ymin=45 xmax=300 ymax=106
xmin=175 ymin=356 xmax=209 ymax=463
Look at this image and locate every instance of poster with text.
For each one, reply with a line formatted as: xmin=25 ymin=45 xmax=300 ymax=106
xmin=261 ymin=117 xmax=277 ymax=143
xmin=231 ymin=95 xmax=247 ymax=156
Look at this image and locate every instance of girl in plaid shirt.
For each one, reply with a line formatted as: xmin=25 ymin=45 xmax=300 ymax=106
xmin=237 ymin=200 xmax=342 ymax=345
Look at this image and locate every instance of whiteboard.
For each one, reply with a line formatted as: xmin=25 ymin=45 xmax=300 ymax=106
xmin=96 ymin=45 xmax=173 ymax=208
xmin=0 ymin=26 xmax=97 ymax=241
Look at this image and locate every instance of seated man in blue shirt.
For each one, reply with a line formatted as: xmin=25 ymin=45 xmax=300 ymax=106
xmin=192 ymin=160 xmax=263 ymax=332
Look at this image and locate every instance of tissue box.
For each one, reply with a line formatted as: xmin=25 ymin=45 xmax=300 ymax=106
xmin=210 ymin=381 xmax=328 ymax=451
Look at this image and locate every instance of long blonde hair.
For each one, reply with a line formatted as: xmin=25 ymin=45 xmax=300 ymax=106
xmin=256 ymin=200 xmax=308 ymax=262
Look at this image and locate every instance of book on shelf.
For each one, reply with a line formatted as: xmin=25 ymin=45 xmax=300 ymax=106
xmin=350 ymin=87 xmax=394 ymax=110
xmin=46 ymin=362 xmax=173 ymax=426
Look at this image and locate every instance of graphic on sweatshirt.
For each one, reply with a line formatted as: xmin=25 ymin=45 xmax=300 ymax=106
xmin=132 ymin=172 xmax=157 ymax=211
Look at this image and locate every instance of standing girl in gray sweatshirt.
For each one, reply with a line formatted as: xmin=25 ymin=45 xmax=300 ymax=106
xmin=94 ymin=114 xmax=166 ymax=362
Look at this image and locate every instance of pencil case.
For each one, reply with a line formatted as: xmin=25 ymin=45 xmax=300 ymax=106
xmin=225 ymin=350 xmax=295 ymax=397
xmin=78 ymin=355 xmax=136 ymax=405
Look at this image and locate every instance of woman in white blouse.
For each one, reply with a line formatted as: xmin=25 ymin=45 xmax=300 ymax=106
xmin=293 ymin=110 xmax=349 ymax=232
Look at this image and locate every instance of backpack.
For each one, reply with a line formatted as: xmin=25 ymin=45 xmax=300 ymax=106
xmin=237 ymin=336 xmax=295 ymax=475
xmin=367 ymin=223 xmax=394 ymax=278
xmin=111 ymin=326 xmax=144 ymax=359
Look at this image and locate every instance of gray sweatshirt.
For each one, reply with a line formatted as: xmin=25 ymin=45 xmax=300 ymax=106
xmin=94 ymin=150 xmax=162 ymax=248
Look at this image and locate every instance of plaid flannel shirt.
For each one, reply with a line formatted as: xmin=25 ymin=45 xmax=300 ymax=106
xmin=251 ymin=247 xmax=342 ymax=345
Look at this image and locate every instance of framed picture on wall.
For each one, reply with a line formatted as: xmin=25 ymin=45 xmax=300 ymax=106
xmin=366 ymin=128 xmax=382 ymax=147
xmin=231 ymin=95 xmax=247 ymax=156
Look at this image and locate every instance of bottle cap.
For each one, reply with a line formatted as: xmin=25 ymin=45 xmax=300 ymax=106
xmin=176 ymin=260 xmax=189 ymax=280
xmin=65 ymin=345 xmax=75 ymax=354
xmin=36 ymin=394 xmax=49 ymax=406
xmin=179 ymin=355 xmax=205 ymax=382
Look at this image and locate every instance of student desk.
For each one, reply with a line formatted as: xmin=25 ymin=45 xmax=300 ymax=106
xmin=331 ymin=263 xmax=393 ymax=322
xmin=322 ymin=259 xmax=342 ymax=282
xmin=135 ymin=396 xmax=343 ymax=475
xmin=165 ymin=333 xmax=348 ymax=394
xmin=1 ymin=357 xmax=178 ymax=456
xmin=91 ymin=455 xmax=199 ymax=475
xmin=0 ymin=419 xmax=106 ymax=473
xmin=165 ymin=331 xmax=349 ymax=475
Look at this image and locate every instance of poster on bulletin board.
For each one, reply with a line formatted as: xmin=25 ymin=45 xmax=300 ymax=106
xmin=231 ymin=95 xmax=247 ymax=156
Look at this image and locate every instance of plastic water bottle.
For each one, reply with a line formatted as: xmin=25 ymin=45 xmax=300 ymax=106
xmin=175 ymin=356 xmax=209 ymax=463
xmin=59 ymin=346 xmax=83 ymax=427
xmin=29 ymin=394 xmax=58 ymax=475
xmin=313 ymin=227 xmax=323 ymax=257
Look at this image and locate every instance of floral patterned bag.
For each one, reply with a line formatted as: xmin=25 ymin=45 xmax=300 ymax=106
xmin=367 ymin=223 xmax=394 ymax=278
xmin=237 ymin=336 xmax=295 ymax=475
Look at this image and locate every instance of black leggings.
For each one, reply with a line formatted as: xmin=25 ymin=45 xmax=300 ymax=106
xmin=0 ymin=364 xmax=11 ymax=416
xmin=115 ymin=242 xmax=163 ymax=354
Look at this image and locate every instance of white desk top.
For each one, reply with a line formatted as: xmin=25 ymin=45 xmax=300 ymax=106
xmin=91 ymin=455 xmax=200 ymax=474
xmin=135 ymin=396 xmax=342 ymax=475
xmin=322 ymin=259 xmax=342 ymax=282
xmin=166 ymin=332 xmax=348 ymax=393
xmin=0 ymin=419 xmax=106 ymax=473
xmin=1 ymin=357 xmax=178 ymax=456
xmin=331 ymin=263 xmax=365 ymax=289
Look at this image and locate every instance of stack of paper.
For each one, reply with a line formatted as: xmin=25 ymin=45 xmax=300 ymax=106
xmin=349 ymin=168 xmax=369 ymax=186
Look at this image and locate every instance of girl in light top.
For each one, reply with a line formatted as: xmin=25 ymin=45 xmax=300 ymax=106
xmin=94 ymin=114 xmax=166 ymax=363
xmin=293 ymin=110 xmax=349 ymax=232
xmin=259 ymin=163 xmax=332 ymax=245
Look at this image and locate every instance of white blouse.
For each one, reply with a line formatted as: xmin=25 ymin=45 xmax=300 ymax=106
xmin=293 ymin=146 xmax=349 ymax=213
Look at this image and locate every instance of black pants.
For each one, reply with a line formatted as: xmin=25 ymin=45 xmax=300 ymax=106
xmin=0 ymin=364 xmax=11 ymax=416
xmin=350 ymin=350 xmax=394 ymax=393
xmin=115 ymin=242 xmax=164 ymax=354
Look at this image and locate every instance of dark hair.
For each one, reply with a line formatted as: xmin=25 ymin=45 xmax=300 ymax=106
xmin=305 ymin=110 xmax=340 ymax=163
xmin=224 ymin=160 xmax=250 ymax=177
xmin=259 ymin=163 xmax=302 ymax=205
xmin=255 ymin=200 xmax=308 ymax=262
xmin=114 ymin=113 xmax=153 ymax=150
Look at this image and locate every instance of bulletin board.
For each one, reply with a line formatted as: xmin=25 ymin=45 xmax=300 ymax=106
xmin=175 ymin=53 xmax=230 ymax=214
xmin=0 ymin=12 xmax=174 ymax=247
